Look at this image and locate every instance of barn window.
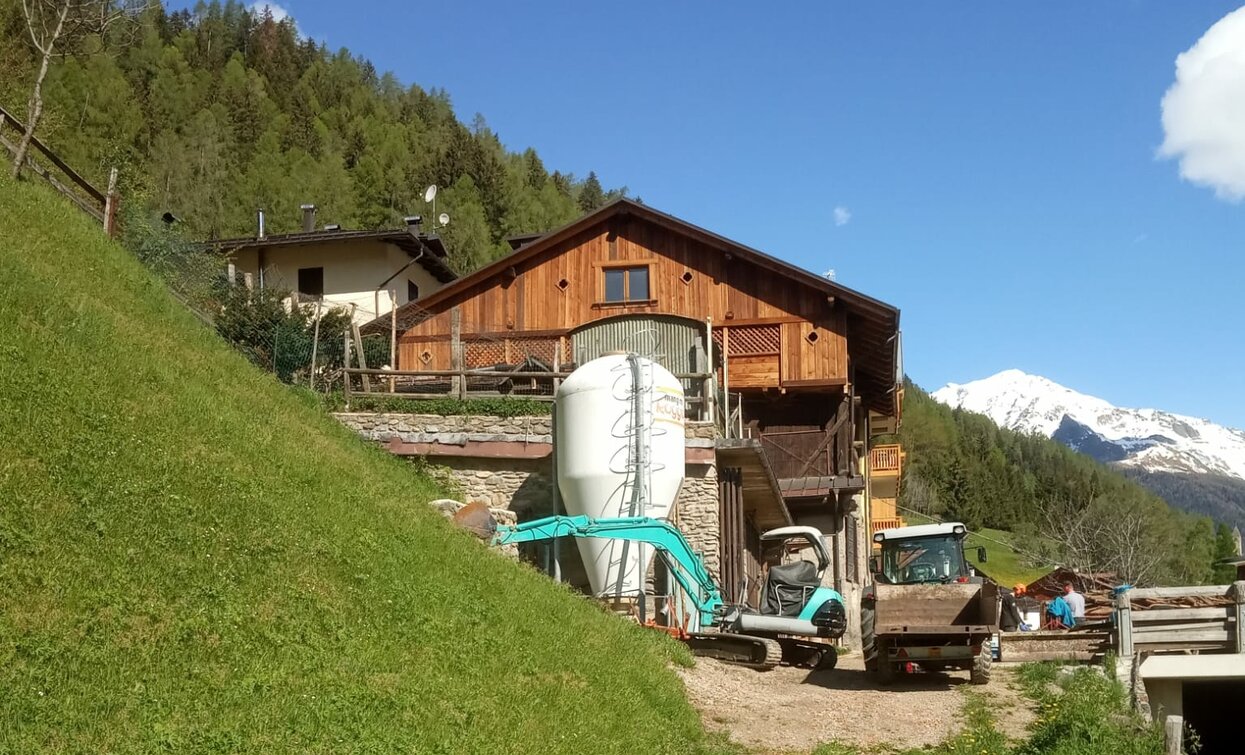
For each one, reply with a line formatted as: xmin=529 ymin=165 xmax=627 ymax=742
xmin=407 ymin=280 xmax=419 ymax=302
xmin=602 ymin=265 xmax=650 ymax=303
xmin=297 ymin=267 xmax=324 ymax=300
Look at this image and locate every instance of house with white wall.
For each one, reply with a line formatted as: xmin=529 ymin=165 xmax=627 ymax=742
xmin=210 ymin=207 xmax=457 ymax=325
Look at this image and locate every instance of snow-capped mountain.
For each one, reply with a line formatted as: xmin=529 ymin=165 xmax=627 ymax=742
xmin=931 ymin=370 xmax=1245 ymax=481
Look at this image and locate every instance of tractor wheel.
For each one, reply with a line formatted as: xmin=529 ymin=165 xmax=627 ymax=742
xmin=970 ymin=646 xmax=992 ymax=685
xmin=861 ymin=601 xmax=878 ymax=672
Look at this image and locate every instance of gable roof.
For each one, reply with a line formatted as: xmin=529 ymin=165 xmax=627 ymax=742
xmin=376 ymin=198 xmax=902 ymax=410
xmin=205 ymin=228 xmax=457 ymax=283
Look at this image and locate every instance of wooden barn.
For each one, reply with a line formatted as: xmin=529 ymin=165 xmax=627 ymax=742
xmin=362 ymin=198 xmax=902 ymax=633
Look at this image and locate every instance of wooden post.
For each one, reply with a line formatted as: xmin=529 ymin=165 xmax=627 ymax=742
xmin=721 ymin=326 xmax=730 ymax=437
xmin=103 ymin=167 xmax=119 ymax=237
xmin=552 ymin=342 xmax=562 ymax=398
xmin=308 ymin=300 xmax=324 ymax=391
xmin=450 ymin=306 xmax=463 ymax=399
xmin=342 ymin=331 xmax=352 ymax=408
xmin=1164 ymin=715 xmax=1182 ymax=755
xmin=703 ymin=318 xmax=715 ymax=424
xmin=351 ymin=321 xmax=371 ymax=393
xmin=1232 ymin=581 xmax=1245 ymax=653
xmin=1116 ymin=589 xmax=1134 ymax=656
xmin=226 ymin=262 xmax=236 ymax=286
xmin=1116 ymin=587 xmax=1135 ymax=696
xmin=389 ymin=288 xmax=398 ymax=393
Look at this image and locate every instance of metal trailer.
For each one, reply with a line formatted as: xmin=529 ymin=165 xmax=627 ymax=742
xmin=863 ymin=582 xmax=999 ymax=684
xmin=862 ymin=522 xmax=1000 ymax=685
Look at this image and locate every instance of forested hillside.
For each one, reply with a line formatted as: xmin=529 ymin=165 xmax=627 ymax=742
xmin=895 ymin=381 xmax=1238 ymax=586
xmin=0 ymin=0 xmax=622 ymax=271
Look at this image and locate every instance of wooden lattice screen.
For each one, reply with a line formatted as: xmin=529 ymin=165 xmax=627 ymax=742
xmin=462 ymin=337 xmax=565 ymax=368
xmin=713 ymin=324 xmax=780 ymax=355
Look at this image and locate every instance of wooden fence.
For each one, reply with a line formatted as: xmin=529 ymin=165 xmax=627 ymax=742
xmin=1116 ymin=582 xmax=1245 ymax=656
xmin=1113 ymin=581 xmax=1245 ymax=705
xmin=0 ymin=104 xmax=119 ymax=236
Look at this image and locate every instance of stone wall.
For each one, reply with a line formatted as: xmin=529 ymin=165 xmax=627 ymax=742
xmin=334 ymin=412 xmax=552 ymax=444
xmin=674 ymin=464 xmax=720 ymax=581
xmin=334 ymin=410 xmax=724 ymax=592
xmin=445 ymin=456 xmax=554 ymax=517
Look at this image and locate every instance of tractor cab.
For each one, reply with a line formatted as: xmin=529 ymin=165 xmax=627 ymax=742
xmin=871 ymin=522 xmax=988 ymax=585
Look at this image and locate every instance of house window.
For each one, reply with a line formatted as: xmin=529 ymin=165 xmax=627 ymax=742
xmin=297 ymin=267 xmax=324 ymax=300
xmin=408 ymin=280 xmax=419 ymax=302
xmin=603 ymin=265 xmax=650 ymax=303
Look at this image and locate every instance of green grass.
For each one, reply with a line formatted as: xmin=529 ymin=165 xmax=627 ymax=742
xmin=901 ymin=511 xmax=1052 ymax=587
xmin=965 ymin=528 xmax=1053 ymax=588
xmin=326 ymin=393 xmax=554 ymax=417
xmin=0 ymin=176 xmax=718 ymax=752
xmin=812 ymin=661 xmax=1161 ymax=755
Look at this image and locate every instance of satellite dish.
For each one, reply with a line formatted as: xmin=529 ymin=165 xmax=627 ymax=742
xmin=438 ymin=212 xmax=450 ymax=227
xmin=424 ymin=185 xmax=437 ymax=203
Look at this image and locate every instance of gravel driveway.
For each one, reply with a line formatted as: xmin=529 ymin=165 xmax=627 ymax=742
xmin=678 ymin=654 xmax=1035 ymax=753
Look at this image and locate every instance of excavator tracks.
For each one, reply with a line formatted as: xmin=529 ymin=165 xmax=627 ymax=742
xmin=682 ymin=633 xmax=784 ymax=670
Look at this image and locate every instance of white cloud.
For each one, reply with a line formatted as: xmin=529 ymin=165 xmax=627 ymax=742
xmin=833 ymin=206 xmax=851 ymax=227
xmin=1159 ymin=6 xmax=1245 ymax=201
xmin=249 ymin=2 xmax=295 ymax=28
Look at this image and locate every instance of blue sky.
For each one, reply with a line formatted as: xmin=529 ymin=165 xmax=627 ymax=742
xmin=243 ymin=1 xmax=1245 ymax=427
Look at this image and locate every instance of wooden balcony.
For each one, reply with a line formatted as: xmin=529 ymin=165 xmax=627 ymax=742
xmin=870 ymin=444 xmax=903 ymax=477
xmin=870 ymin=516 xmax=905 ymax=534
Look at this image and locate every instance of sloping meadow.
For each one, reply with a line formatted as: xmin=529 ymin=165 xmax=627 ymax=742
xmin=0 ymin=176 xmax=714 ymax=753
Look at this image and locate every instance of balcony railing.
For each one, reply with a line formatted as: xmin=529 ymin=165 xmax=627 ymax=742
xmin=870 ymin=516 xmax=905 ymax=533
xmin=870 ymin=444 xmax=902 ymax=475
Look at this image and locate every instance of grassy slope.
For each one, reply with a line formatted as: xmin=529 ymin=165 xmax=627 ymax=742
xmin=0 ymin=176 xmax=712 ymax=753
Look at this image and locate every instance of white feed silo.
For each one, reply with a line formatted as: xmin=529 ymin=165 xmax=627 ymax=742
xmin=555 ymin=353 xmax=686 ymax=599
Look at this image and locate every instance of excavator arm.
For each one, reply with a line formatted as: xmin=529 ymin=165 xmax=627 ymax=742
xmin=491 ymin=514 xmax=726 ymax=627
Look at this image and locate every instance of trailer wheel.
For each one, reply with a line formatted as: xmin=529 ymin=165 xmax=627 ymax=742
xmin=970 ymin=647 xmax=992 ymax=685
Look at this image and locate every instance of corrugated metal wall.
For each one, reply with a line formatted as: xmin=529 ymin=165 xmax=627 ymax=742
xmin=570 ymin=315 xmax=706 ymax=374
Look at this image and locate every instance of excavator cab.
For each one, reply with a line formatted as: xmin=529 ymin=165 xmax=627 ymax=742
xmin=759 ymin=526 xmax=831 ymax=617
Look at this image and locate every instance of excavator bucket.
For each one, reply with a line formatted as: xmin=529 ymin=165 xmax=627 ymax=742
xmin=451 ymin=502 xmax=499 ymax=541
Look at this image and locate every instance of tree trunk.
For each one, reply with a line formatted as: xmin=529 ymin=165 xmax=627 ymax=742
xmin=12 ymin=1 xmax=69 ymax=180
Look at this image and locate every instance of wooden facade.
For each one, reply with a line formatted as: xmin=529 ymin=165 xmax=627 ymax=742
xmin=393 ymin=212 xmax=852 ymax=392
xmin=371 ymin=199 xmax=902 ymax=608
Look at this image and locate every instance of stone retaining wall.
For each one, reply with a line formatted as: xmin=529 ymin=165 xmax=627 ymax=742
xmin=334 ymin=411 xmax=724 ymax=589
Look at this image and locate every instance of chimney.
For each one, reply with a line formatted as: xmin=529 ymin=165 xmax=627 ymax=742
xmin=257 ymin=208 xmax=266 ymax=239
xmin=301 ymin=204 xmax=317 ymax=233
xmin=404 ymin=215 xmax=423 ymax=232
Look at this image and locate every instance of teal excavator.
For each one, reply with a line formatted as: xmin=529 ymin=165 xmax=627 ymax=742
xmin=454 ymin=503 xmax=848 ymax=670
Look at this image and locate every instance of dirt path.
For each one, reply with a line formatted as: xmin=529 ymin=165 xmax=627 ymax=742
xmin=678 ymin=655 xmax=1035 ymax=753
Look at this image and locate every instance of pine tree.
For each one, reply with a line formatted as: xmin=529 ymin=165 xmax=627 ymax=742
xmin=578 ymin=170 xmax=605 ymax=212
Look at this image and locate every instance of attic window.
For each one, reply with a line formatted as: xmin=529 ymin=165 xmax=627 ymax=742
xmin=602 ymin=265 xmax=650 ymax=304
xmin=805 ymin=331 xmax=820 ymax=345
xmin=556 ymin=278 xmax=569 ymax=292
xmin=681 ymin=271 xmax=694 ymax=285
xmin=408 ymin=280 xmax=419 ymax=302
